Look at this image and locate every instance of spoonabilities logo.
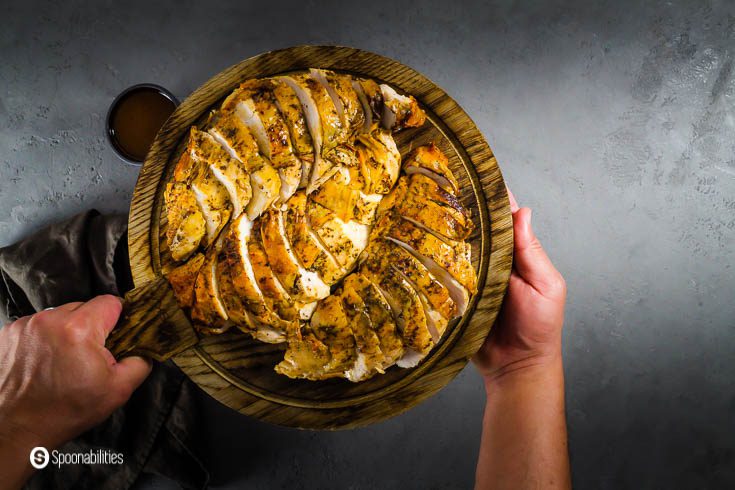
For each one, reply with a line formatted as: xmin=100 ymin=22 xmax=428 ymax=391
xmin=30 ymin=447 xmax=49 ymax=469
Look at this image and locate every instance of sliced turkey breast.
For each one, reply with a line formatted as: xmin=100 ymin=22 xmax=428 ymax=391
xmin=379 ymin=239 xmax=457 ymax=320
xmin=317 ymin=70 xmax=365 ymax=138
xmin=355 ymin=129 xmax=401 ymax=195
xmin=307 ymin=200 xmax=369 ymax=269
xmin=218 ymin=214 xmax=295 ymax=333
xmin=343 ymin=273 xmax=404 ymax=368
xmin=282 ymin=191 xmax=348 ymax=285
xmin=380 ymin=215 xmax=477 ymax=294
xmin=208 ymin=111 xmax=281 ymax=220
xmin=193 ymin=128 xmax=252 ymax=219
xmin=166 ymin=128 xmax=238 ymax=258
xmin=191 ymin=240 xmax=231 ymax=334
xmin=229 ymin=80 xmax=303 ymax=202
xmin=277 ymin=294 xmax=358 ymax=380
xmin=360 ymin=257 xmax=433 ymax=358
xmin=309 ymin=166 xmax=381 ymax=226
xmin=309 ymin=69 xmax=348 ymax=146
xmin=272 ymin=80 xmax=315 ymax=186
xmin=340 ymin=283 xmax=385 ymax=381
xmin=402 ymin=143 xmax=459 ymax=194
xmin=393 ymin=175 xmax=473 ymax=241
xmin=164 ymin=180 xmax=206 ymax=262
xmin=260 ymin=207 xmax=331 ymax=302
xmin=247 ymin=222 xmax=300 ymax=323
xmin=290 ymin=74 xmax=343 ymax=190
xmin=275 ymin=324 xmax=333 ymax=380
xmin=309 ymin=294 xmax=358 ymax=374
xmin=379 ymin=84 xmax=426 ymax=131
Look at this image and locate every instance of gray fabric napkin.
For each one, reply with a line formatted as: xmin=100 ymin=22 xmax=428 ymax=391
xmin=0 ymin=210 xmax=209 ymax=490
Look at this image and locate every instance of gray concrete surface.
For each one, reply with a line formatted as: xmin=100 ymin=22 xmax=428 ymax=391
xmin=2 ymin=0 xmax=734 ymax=488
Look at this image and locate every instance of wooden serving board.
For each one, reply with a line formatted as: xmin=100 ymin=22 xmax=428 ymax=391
xmin=124 ymin=45 xmax=513 ymax=430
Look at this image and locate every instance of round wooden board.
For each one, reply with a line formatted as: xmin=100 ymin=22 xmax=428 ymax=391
xmin=128 ymin=45 xmax=513 ymax=430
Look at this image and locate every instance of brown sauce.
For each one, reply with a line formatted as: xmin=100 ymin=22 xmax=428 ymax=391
xmin=108 ymin=87 xmax=176 ymax=162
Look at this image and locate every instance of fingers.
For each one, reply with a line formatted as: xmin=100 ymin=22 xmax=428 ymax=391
xmin=506 ymin=185 xmax=520 ymax=213
xmin=70 ymin=295 xmax=124 ymax=341
xmin=54 ymin=302 xmax=84 ymax=312
xmin=111 ymin=356 xmax=152 ymax=401
xmin=512 ymin=208 xmax=566 ymax=299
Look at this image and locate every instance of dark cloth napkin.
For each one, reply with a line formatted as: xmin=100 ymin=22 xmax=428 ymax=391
xmin=0 ymin=210 xmax=209 ymax=490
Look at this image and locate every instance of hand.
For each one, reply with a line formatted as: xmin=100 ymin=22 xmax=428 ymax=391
xmin=0 ymin=295 xmax=151 ymax=488
xmin=473 ymin=188 xmax=567 ymax=385
xmin=473 ymin=189 xmax=571 ymax=489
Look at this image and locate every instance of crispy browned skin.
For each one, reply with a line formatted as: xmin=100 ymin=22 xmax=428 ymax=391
xmin=165 ymin=253 xmax=205 ymax=309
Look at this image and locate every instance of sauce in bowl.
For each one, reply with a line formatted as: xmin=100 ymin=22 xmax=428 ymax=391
xmin=107 ymin=85 xmax=178 ymax=165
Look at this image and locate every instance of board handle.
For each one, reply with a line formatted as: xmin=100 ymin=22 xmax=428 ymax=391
xmin=105 ymin=275 xmax=199 ymax=362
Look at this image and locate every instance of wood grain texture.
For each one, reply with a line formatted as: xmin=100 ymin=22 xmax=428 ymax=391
xmin=127 ymin=45 xmax=513 ymax=430
xmin=106 ymin=276 xmax=199 ymax=362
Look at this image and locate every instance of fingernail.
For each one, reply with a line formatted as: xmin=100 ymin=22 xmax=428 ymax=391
xmin=526 ymin=209 xmax=533 ymax=234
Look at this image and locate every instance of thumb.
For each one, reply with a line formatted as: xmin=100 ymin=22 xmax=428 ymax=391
xmin=512 ymin=208 xmax=565 ymax=298
xmin=110 ymin=356 xmax=152 ymax=403
xmin=71 ymin=295 xmax=123 ymax=344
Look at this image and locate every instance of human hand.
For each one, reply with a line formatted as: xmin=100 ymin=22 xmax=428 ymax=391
xmin=473 ymin=188 xmax=567 ymax=386
xmin=0 ymin=295 xmax=151 ymax=487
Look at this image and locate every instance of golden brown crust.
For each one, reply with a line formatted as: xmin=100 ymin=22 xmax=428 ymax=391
xmin=165 ymin=253 xmax=205 ymax=309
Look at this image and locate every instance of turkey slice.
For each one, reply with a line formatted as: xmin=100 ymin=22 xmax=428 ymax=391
xmin=381 ymin=215 xmax=477 ymax=294
xmin=208 ymin=111 xmax=281 ymax=220
xmin=355 ymin=129 xmax=401 ymax=195
xmin=360 ymin=258 xmax=433 ymax=359
xmin=260 ymin=207 xmax=331 ymax=302
xmin=231 ymin=81 xmax=302 ymax=202
xmin=282 ymin=74 xmax=342 ymax=191
xmin=218 ymin=214 xmax=295 ymax=334
xmin=283 ymin=191 xmax=348 ymax=285
xmin=380 ymin=239 xmax=458 ymax=320
xmin=277 ymin=294 xmax=358 ymax=380
xmin=192 ymin=128 xmax=252 ymax=219
xmin=191 ymin=238 xmax=231 ymax=334
xmin=395 ymin=175 xmax=473 ymax=241
xmin=402 ymin=143 xmax=459 ymax=194
xmin=271 ymin=79 xmax=315 ymax=186
xmin=164 ymin=180 xmax=206 ymax=262
xmin=379 ymin=84 xmax=426 ymax=131
xmin=344 ymin=273 xmax=404 ymax=369
xmin=307 ymin=200 xmax=369 ymax=269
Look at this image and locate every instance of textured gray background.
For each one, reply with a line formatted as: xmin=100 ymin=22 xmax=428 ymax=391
xmin=2 ymin=0 xmax=734 ymax=488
